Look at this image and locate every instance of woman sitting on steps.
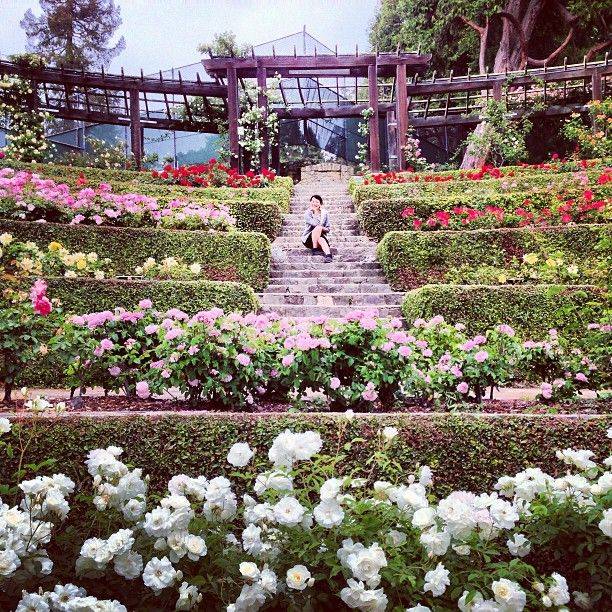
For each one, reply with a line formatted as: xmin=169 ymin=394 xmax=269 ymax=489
xmin=302 ymin=194 xmax=333 ymax=263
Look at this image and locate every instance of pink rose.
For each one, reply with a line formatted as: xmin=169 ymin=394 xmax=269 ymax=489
xmin=136 ymin=381 xmax=150 ymax=399
xmin=139 ymin=299 xmax=153 ymax=309
xmin=237 ymin=353 xmax=251 ymax=366
xmin=474 ymin=350 xmax=489 ymax=363
xmin=330 ymin=377 xmax=341 ymax=390
xmin=281 ymin=354 xmax=295 ymax=367
xmin=456 ymin=382 xmax=469 ymax=394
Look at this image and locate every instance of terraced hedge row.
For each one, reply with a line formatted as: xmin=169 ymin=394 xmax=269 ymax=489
xmin=2 ymin=413 xmax=609 ymax=497
xmin=348 ymin=158 xmax=610 ymax=197
xmin=402 ymin=284 xmax=608 ymax=340
xmin=0 ymin=161 xmax=292 ymax=230
xmin=0 ymin=219 xmax=271 ymax=290
xmin=377 ymin=224 xmax=611 ymax=290
xmin=351 ymin=170 xmax=605 ymax=205
xmin=357 ymin=185 xmax=611 ymax=240
xmin=45 ymin=277 xmax=259 ymax=315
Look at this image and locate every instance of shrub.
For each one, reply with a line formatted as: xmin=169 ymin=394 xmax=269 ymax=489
xmin=348 ymin=158 xmax=609 ymax=196
xmin=21 ymin=305 xmax=610 ymax=402
xmin=356 ymin=185 xmax=611 ymax=240
xmin=0 ymin=415 xmax=610 ymax=609
xmin=44 ymin=277 xmax=259 ymax=315
xmin=402 ymin=285 xmax=608 ymax=341
xmin=377 ymin=225 xmax=611 ymax=290
xmin=0 ymin=220 xmax=271 ymax=290
xmin=0 ymin=159 xmax=292 ymax=212
xmin=351 ymin=169 xmax=606 ymax=206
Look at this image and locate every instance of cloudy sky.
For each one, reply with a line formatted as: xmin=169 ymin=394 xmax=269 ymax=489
xmin=1 ymin=0 xmax=379 ymax=73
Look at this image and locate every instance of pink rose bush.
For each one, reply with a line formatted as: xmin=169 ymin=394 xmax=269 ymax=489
xmin=1 ymin=421 xmax=610 ymax=609
xmin=51 ymin=304 xmax=611 ymax=408
xmin=0 ymin=168 xmax=236 ymax=231
xmin=0 ymin=279 xmax=61 ymax=401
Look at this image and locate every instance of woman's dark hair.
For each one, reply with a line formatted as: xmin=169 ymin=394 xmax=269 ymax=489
xmin=310 ymin=195 xmax=323 ymax=204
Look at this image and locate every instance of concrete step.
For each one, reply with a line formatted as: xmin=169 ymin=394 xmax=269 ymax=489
xmin=270 ymin=261 xmax=381 ymax=270
xmin=259 ymin=304 xmax=403 ymax=318
xmin=269 ymin=270 xmax=387 ymax=280
xmin=274 ymin=236 xmax=374 ymax=245
xmin=284 ymin=213 xmax=357 ymax=220
xmin=265 ymin=283 xmax=393 ymax=293
xmin=258 ymin=292 xmax=404 ymax=306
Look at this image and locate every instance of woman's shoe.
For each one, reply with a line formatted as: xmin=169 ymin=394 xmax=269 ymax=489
xmin=323 ymin=254 xmax=333 ymax=263
xmin=311 ymin=248 xmax=323 ymax=256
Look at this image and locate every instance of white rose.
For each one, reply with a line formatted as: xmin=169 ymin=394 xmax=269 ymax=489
xmin=142 ymin=556 xmax=180 ymax=592
xmin=286 ymin=564 xmax=312 ymax=590
xmin=423 ymin=562 xmax=450 ymax=597
xmin=273 ymin=496 xmax=306 ymax=527
xmin=492 ymin=578 xmax=526 ymax=611
xmin=227 ymin=442 xmax=254 ymax=467
xmin=313 ymin=500 xmax=344 ymax=528
xmin=239 ymin=561 xmax=260 ymax=580
xmin=381 ymin=426 xmax=398 ymax=441
xmin=0 ymin=417 xmax=11 ymax=434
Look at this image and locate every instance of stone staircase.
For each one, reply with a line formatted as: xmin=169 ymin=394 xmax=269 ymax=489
xmin=259 ymin=172 xmax=404 ymax=318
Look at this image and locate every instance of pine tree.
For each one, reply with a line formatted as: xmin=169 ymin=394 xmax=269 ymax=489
xmin=21 ymin=0 xmax=126 ymax=69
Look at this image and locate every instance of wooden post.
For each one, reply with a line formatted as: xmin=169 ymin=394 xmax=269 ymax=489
xmin=271 ymin=141 xmax=280 ymax=174
xmin=395 ymin=63 xmax=408 ymax=170
xmin=226 ymin=66 xmax=240 ymax=170
xmin=591 ymin=69 xmax=602 ymax=101
xmin=368 ymin=62 xmax=380 ymax=171
xmin=386 ymin=109 xmax=398 ymax=170
xmin=257 ymin=62 xmax=269 ymax=171
xmin=129 ymin=89 xmax=143 ymax=170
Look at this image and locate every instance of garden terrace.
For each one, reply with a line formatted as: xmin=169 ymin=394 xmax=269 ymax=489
xmin=1 ymin=412 xmax=609 ymax=498
xmin=377 ymin=224 xmax=611 ymax=290
xmin=356 ymin=185 xmax=611 ymax=240
xmin=0 ymin=220 xmax=271 ymax=290
xmin=402 ymin=284 xmax=606 ymax=340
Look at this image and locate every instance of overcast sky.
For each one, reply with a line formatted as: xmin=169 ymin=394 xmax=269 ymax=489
xmin=1 ymin=0 xmax=378 ymax=73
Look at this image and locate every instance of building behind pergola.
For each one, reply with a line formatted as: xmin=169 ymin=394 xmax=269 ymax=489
xmin=201 ymin=50 xmax=431 ymax=172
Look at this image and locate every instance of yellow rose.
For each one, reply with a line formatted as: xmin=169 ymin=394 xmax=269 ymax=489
xmin=76 ymin=258 xmax=87 ymax=270
xmin=545 ymin=258 xmax=557 ymax=268
xmin=48 ymin=241 xmax=63 ymax=252
xmin=498 ymin=273 xmax=507 ymax=284
xmin=522 ymin=253 xmax=538 ymax=265
xmin=0 ymin=233 xmax=12 ymax=246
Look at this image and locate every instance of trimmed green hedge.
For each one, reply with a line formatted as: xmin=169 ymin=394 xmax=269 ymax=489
xmin=348 ymin=158 xmax=610 ymax=195
xmin=402 ymin=284 xmax=608 ymax=340
xmin=0 ymin=220 xmax=271 ymax=290
xmin=45 ymin=277 xmax=259 ymax=315
xmin=378 ymin=224 xmax=611 ymax=290
xmin=1 ymin=159 xmax=292 ymax=212
xmin=356 ymin=185 xmax=612 ymax=240
xmin=1 ymin=413 xmax=609 ymax=496
xmin=351 ymin=170 xmax=605 ymax=205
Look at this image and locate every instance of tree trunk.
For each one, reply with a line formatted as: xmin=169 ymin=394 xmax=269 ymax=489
xmin=460 ymin=0 xmax=545 ymax=168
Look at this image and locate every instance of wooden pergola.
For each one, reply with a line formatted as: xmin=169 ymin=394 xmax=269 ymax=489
xmin=202 ymin=51 xmax=431 ymax=171
xmin=1 ymin=53 xmax=610 ymax=171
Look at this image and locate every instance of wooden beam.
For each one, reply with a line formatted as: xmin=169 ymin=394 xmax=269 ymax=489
xmin=395 ymin=62 xmax=408 ymax=170
xmin=129 ymin=89 xmax=143 ymax=170
xmin=226 ymin=66 xmax=240 ymax=169
xmin=368 ymin=62 xmax=381 ymax=171
xmin=257 ymin=62 xmax=269 ymax=170
xmin=592 ymin=69 xmax=602 ymax=100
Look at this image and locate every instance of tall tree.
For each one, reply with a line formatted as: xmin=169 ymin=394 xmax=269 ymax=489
xmin=197 ymin=31 xmax=250 ymax=58
xmin=370 ymin=0 xmax=611 ymax=166
xmin=21 ymin=0 xmax=126 ymax=69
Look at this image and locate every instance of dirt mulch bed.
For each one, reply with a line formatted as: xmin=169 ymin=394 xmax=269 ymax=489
xmin=1 ymin=396 xmax=610 ymax=416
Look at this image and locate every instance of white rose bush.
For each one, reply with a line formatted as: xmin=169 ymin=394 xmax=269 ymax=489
xmin=0 ymin=420 xmax=610 ymax=610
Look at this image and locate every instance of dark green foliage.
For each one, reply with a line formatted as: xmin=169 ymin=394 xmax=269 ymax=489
xmin=402 ymin=284 xmax=608 ymax=340
xmin=45 ymin=277 xmax=259 ymax=315
xmin=2 ymin=412 xmax=609 ymax=496
xmin=378 ymin=225 xmax=611 ymax=289
xmin=0 ymin=220 xmax=271 ymax=290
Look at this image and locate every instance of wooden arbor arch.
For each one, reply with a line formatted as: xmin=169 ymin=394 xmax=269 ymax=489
xmin=202 ymin=51 xmax=431 ymax=172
